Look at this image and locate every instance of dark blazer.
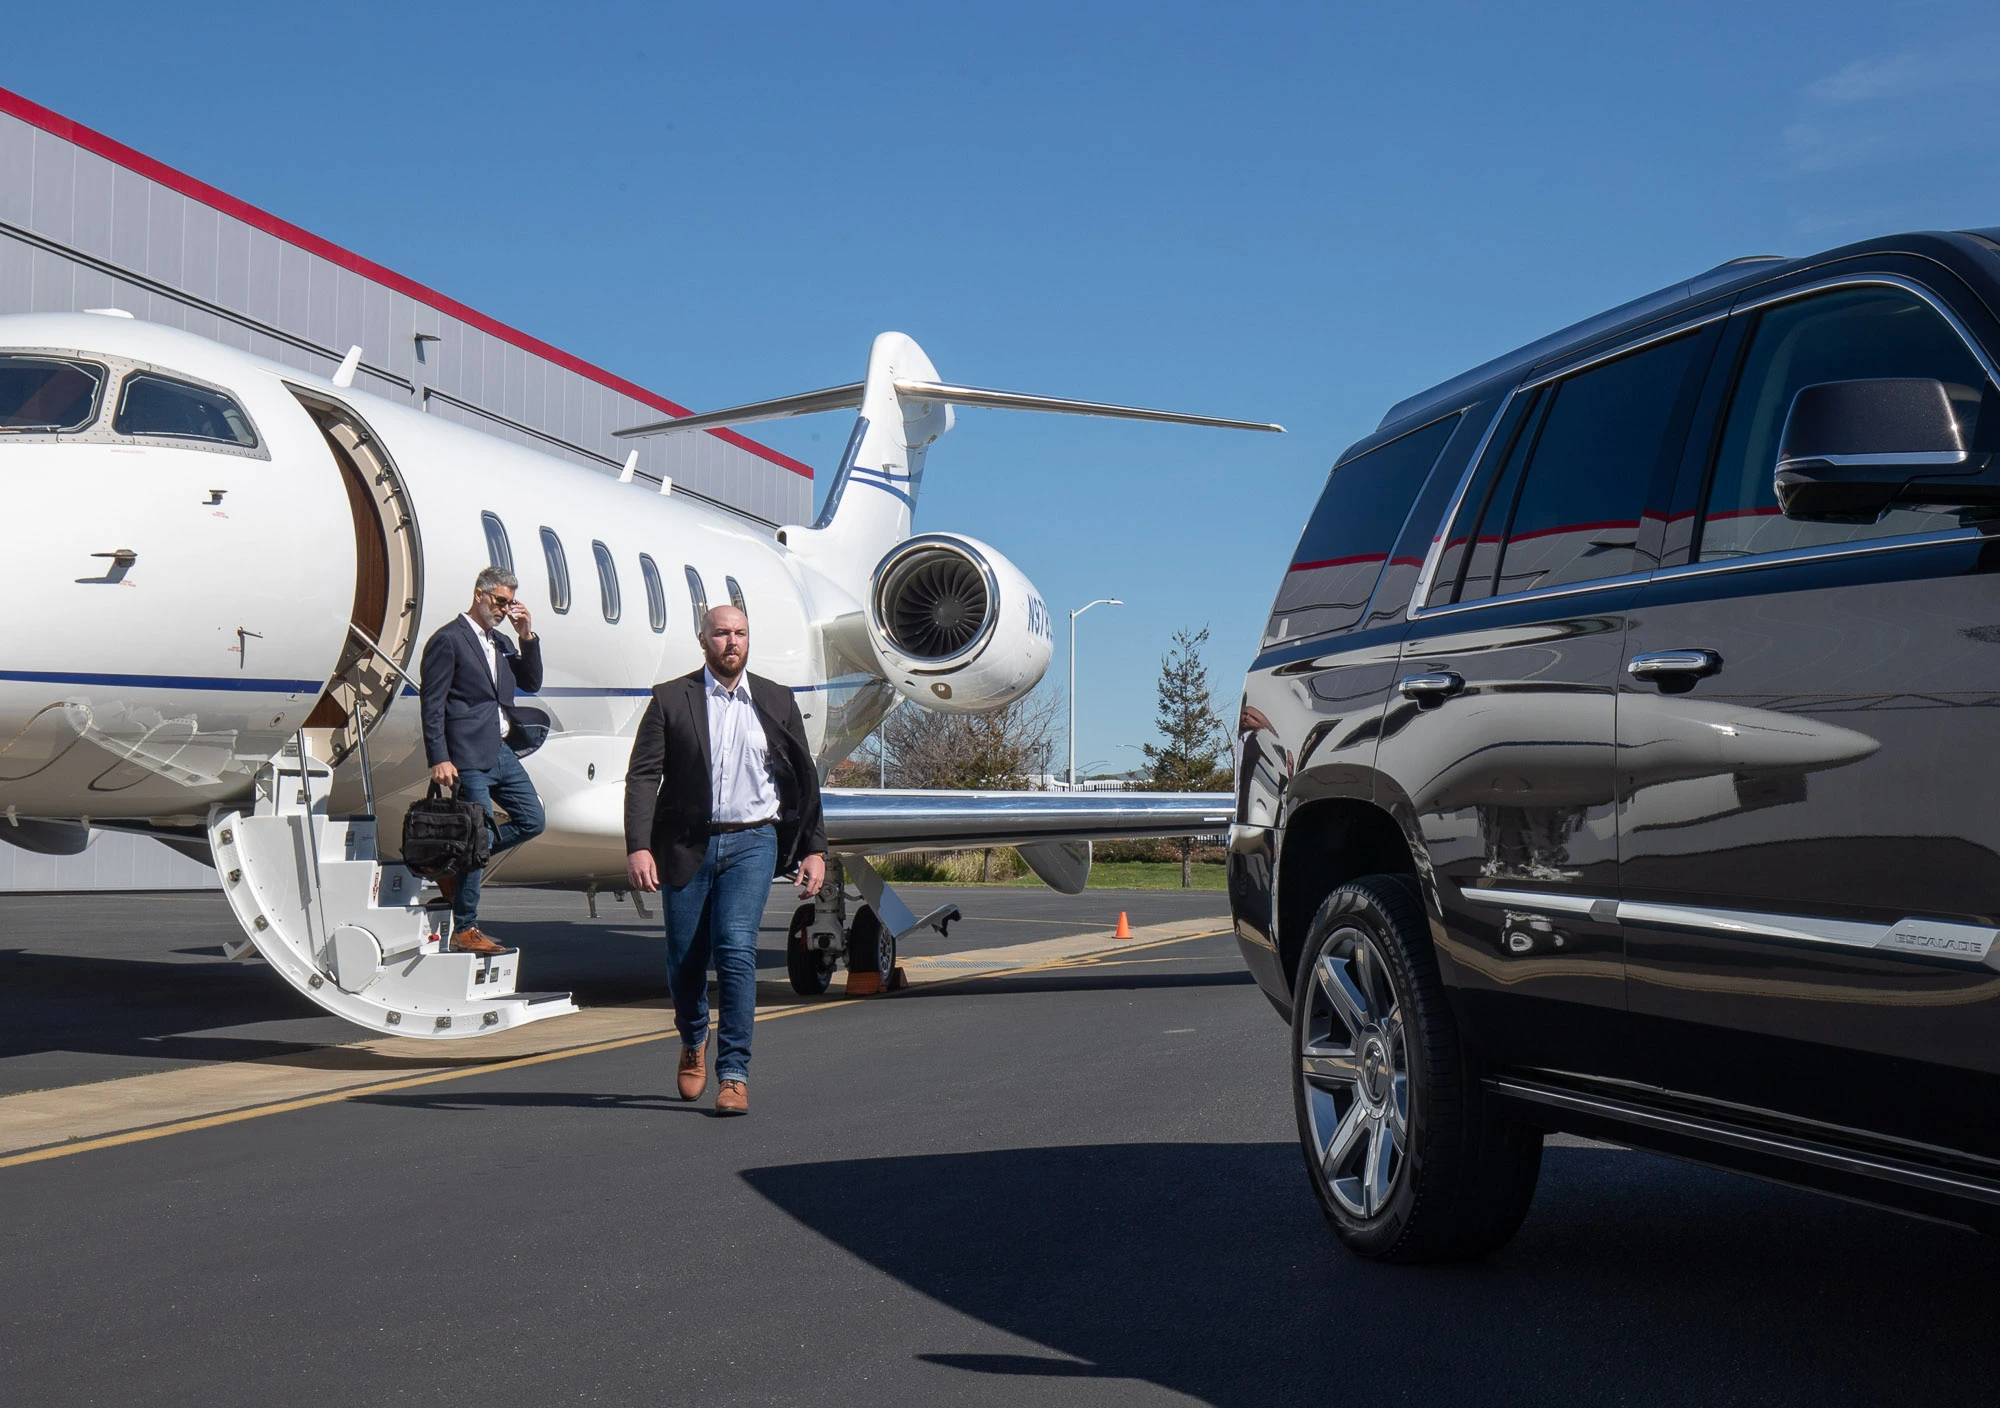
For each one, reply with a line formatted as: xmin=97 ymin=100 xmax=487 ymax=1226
xmin=420 ymin=614 xmax=545 ymax=772
xmin=623 ymin=668 xmax=827 ymax=888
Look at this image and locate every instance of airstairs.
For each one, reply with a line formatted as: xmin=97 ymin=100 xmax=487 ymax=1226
xmin=206 ymin=744 xmax=576 ymax=1039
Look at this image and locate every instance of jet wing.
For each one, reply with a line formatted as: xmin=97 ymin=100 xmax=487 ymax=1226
xmin=822 ymin=789 xmax=1234 ymax=853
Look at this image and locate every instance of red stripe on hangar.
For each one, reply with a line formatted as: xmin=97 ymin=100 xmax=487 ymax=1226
xmin=0 ymin=85 xmax=813 ymax=481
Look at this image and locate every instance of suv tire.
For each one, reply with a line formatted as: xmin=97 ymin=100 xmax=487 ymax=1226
xmin=1291 ymin=874 xmax=1542 ymax=1262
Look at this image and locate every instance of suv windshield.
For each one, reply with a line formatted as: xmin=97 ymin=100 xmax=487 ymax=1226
xmin=0 ymin=355 xmax=105 ymax=432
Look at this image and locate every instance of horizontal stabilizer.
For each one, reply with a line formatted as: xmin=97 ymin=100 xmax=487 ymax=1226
xmin=892 ymin=380 xmax=1283 ymax=433
xmin=614 ymin=376 xmax=1282 ymax=439
xmin=614 ymin=383 xmax=865 ymax=439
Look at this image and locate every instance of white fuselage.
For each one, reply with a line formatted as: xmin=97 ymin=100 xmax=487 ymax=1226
xmin=3 ymin=312 xmax=893 ymax=888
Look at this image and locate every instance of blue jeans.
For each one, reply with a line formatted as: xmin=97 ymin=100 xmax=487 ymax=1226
xmin=452 ymin=746 xmax=545 ymax=926
xmin=663 ymin=825 xmax=777 ymax=1086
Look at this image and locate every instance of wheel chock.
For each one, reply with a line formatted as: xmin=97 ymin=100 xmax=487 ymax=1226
xmin=846 ymin=970 xmax=885 ymax=996
xmin=1115 ymin=911 xmax=1132 ymax=939
xmin=889 ymin=965 xmax=909 ymax=991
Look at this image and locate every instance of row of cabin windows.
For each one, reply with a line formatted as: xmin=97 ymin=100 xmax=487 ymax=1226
xmin=480 ymin=511 xmax=745 ymax=635
xmin=0 ymin=355 xmax=257 ymax=447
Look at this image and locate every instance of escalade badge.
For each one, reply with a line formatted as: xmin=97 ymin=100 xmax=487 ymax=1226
xmin=1875 ymin=919 xmax=1997 ymax=963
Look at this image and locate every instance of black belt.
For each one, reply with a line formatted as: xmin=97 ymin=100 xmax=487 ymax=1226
xmin=709 ymin=817 xmax=776 ymax=834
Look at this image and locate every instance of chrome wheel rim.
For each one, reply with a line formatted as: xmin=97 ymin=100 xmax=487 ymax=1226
xmin=1298 ymin=926 xmax=1408 ymax=1220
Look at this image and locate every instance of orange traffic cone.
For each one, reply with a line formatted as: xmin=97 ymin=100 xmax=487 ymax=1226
xmin=1115 ymin=911 xmax=1132 ymax=939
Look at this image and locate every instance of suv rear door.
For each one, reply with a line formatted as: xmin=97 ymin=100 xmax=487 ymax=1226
xmin=1617 ymin=259 xmax=2000 ymax=1158
xmin=1379 ymin=322 xmax=1719 ymax=1078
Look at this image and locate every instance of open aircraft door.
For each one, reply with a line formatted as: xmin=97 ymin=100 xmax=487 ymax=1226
xmin=288 ymin=387 xmax=425 ymax=774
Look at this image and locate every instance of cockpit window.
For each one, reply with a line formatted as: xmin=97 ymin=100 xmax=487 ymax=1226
xmin=0 ymin=355 xmax=105 ymax=432
xmin=114 ymin=373 xmax=257 ymax=447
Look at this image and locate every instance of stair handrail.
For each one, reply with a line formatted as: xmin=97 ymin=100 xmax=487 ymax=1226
xmin=293 ymin=729 xmax=331 ymax=955
xmin=341 ymin=623 xmax=417 ymax=818
xmin=344 ymin=623 xmax=416 ymax=689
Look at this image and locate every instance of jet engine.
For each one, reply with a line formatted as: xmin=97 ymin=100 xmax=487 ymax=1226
xmin=866 ymin=533 xmax=1053 ymax=713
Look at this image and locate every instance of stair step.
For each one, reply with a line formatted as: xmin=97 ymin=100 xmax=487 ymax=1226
xmin=210 ymin=777 xmax=576 ymax=1041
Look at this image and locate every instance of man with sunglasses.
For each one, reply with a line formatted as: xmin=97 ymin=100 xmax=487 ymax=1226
xmin=418 ymin=566 xmax=546 ymax=954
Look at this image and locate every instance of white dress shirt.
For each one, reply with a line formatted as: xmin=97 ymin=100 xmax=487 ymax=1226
xmin=461 ymin=613 xmax=512 ymax=743
xmin=704 ymin=668 xmax=778 ymax=824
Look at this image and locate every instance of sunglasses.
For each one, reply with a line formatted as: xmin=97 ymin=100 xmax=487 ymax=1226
xmin=483 ymin=591 xmax=518 ymax=609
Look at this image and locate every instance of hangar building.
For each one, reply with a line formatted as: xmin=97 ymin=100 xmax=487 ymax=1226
xmin=0 ymin=87 xmax=812 ymax=890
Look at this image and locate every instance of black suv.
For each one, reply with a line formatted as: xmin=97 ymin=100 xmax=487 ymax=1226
xmin=1231 ymin=230 xmax=2000 ymax=1261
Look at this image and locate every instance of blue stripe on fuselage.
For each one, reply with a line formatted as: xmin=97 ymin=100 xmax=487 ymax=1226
xmin=0 ymin=669 xmax=322 ymax=693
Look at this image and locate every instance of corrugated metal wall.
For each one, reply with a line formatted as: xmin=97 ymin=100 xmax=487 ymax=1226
xmin=0 ymin=833 xmax=218 ymax=891
xmin=0 ymin=89 xmax=816 ymax=890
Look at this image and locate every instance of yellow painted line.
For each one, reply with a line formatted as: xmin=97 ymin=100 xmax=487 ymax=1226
xmin=0 ymin=1001 xmax=824 ymax=1171
xmin=0 ymin=926 xmax=1230 ymax=1171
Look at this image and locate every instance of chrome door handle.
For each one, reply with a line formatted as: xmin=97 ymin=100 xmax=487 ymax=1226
xmin=1627 ymin=649 xmax=1722 ymax=681
xmin=1398 ymin=671 xmax=1465 ymax=707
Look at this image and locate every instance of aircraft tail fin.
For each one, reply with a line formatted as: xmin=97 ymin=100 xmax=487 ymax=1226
xmin=612 ymin=332 xmax=1282 ymax=591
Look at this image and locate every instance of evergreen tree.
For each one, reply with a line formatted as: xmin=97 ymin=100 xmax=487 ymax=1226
xmin=1142 ymin=625 xmax=1232 ymax=886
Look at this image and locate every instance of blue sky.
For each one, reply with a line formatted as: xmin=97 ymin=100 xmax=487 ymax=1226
xmin=10 ymin=1 xmax=2000 ymax=772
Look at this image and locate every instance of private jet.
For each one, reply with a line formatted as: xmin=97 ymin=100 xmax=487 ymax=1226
xmin=2 ymin=312 xmax=1271 ymax=1036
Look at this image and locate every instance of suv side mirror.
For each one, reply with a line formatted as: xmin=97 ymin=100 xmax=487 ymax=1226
xmin=1774 ymin=378 xmax=1988 ymax=522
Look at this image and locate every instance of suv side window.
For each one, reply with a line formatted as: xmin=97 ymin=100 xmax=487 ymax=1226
xmin=1698 ymin=286 xmax=1992 ymax=561
xmin=1266 ymin=412 xmax=1459 ymax=644
xmin=1424 ymin=391 xmax=1541 ymax=609
xmin=1439 ymin=331 xmax=1704 ymax=604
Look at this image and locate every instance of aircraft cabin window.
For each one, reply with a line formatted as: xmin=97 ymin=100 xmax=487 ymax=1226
xmin=113 ymin=372 xmax=257 ymax=447
xmin=1698 ymin=286 xmax=1992 ymax=562
xmin=540 ymin=528 xmax=571 ymax=614
xmin=0 ymin=355 xmax=105 ymax=432
xmin=594 ymin=541 xmax=621 ymax=624
xmin=726 ymin=576 xmax=747 ymax=613
xmin=639 ymin=554 xmax=667 ymax=633
xmin=481 ymin=512 xmax=514 ymax=574
xmin=685 ymin=566 xmax=708 ymax=634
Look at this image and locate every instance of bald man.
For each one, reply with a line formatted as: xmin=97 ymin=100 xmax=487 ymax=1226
xmin=623 ymin=606 xmax=826 ymax=1115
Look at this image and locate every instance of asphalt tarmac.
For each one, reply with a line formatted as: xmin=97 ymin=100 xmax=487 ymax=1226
xmin=0 ymin=884 xmax=1224 ymax=1096
xmin=3 ymin=887 xmax=1998 ymax=1405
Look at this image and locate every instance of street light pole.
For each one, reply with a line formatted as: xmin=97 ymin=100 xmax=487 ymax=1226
xmin=1068 ymin=597 xmax=1122 ymax=788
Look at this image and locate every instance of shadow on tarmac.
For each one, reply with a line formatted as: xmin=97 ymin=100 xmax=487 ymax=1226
xmin=741 ymin=1141 xmax=2000 ymax=1406
xmin=0 ymin=947 xmax=325 ymax=1066
xmin=357 ymin=1089 xmax=703 ymax=1114
xmin=895 ymin=970 xmax=1255 ymax=1000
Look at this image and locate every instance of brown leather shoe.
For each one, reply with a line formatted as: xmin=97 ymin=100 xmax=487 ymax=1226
xmin=677 ymin=1042 xmax=708 ymax=1101
xmin=435 ymin=873 xmax=457 ymax=905
xmin=449 ymin=925 xmax=507 ymax=955
xmin=715 ymin=1079 xmax=748 ymax=1116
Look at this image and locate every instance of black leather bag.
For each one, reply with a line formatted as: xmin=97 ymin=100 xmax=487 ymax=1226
xmin=400 ymin=781 xmax=493 ymax=880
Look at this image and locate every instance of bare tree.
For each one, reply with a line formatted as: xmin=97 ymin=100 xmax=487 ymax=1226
xmin=1142 ymin=625 xmax=1232 ymax=887
xmin=875 ymin=686 xmax=1063 ymax=790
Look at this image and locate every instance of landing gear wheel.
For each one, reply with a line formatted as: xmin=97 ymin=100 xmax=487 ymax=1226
xmin=1292 ymin=874 xmax=1542 ymax=1263
xmin=786 ymin=902 xmax=833 ymax=995
xmin=846 ymin=905 xmax=895 ymax=990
